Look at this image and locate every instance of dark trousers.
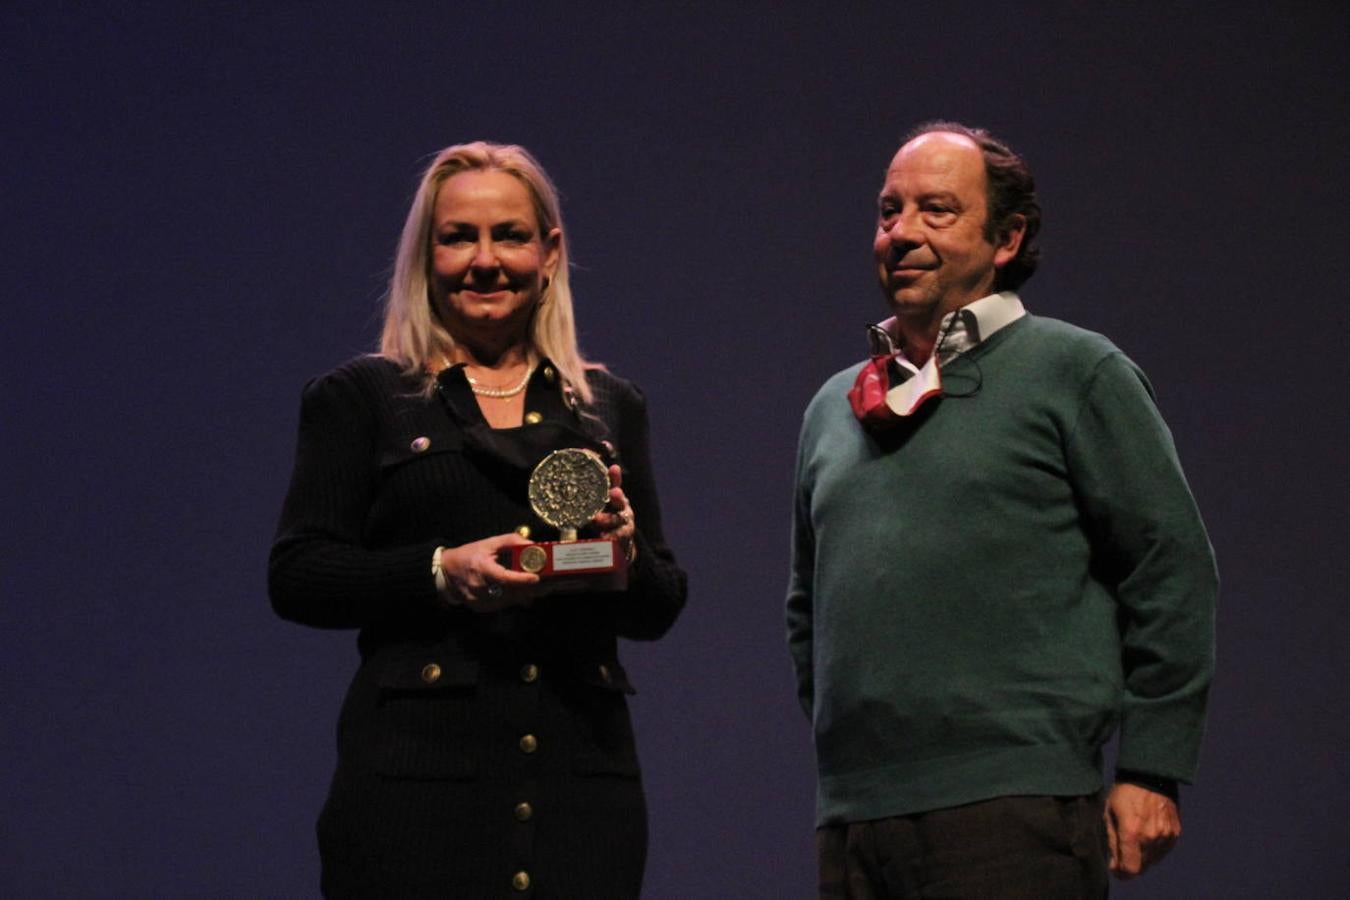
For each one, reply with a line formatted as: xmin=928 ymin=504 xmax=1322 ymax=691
xmin=817 ymin=794 xmax=1108 ymax=900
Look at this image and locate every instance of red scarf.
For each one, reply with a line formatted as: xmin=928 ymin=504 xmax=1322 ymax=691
xmin=848 ymin=352 xmax=942 ymax=428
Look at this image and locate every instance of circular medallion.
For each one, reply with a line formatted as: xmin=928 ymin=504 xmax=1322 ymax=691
xmin=528 ymin=448 xmax=609 ymax=531
xmin=519 ymin=545 xmax=548 ymax=574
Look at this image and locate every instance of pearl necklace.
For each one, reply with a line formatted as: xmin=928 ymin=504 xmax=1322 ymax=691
xmin=466 ymin=364 xmax=534 ymax=399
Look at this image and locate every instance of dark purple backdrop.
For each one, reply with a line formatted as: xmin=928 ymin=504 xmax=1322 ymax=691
xmin=4 ymin=3 xmax=1346 ymax=896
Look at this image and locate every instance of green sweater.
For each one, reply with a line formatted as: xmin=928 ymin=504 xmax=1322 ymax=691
xmin=787 ymin=314 xmax=1217 ymax=825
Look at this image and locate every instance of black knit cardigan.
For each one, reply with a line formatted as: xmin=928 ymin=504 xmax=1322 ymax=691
xmin=269 ymin=355 xmax=687 ymax=897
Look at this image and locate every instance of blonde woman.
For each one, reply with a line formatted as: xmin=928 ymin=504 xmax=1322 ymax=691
xmin=270 ymin=142 xmax=687 ymax=897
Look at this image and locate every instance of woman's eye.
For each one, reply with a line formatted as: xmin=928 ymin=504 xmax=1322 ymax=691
xmin=438 ymin=232 xmax=472 ymax=245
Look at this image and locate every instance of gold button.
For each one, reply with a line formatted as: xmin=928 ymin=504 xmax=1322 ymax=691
xmin=542 ymin=366 xmax=555 ymax=381
xmin=515 ymin=524 xmax=532 ymax=539
xmin=421 ymin=663 xmax=441 ymax=684
xmin=410 ymin=436 xmax=431 ymax=453
xmin=598 ymin=664 xmax=611 ymax=683
xmin=514 ymin=801 xmax=533 ymax=822
xmin=520 ymin=663 xmax=539 ymax=684
xmin=524 ymin=411 xmax=543 ymax=425
xmin=512 ymin=870 xmax=531 ymax=891
xmin=519 ymin=734 xmax=538 ymax=754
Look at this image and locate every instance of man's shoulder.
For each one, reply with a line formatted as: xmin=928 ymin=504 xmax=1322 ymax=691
xmin=803 ymin=362 xmax=866 ymax=419
xmin=1000 ymin=314 xmax=1136 ymax=385
xmin=1015 ymin=314 xmax=1122 ymax=359
xmin=997 ymin=316 xmax=1163 ymax=416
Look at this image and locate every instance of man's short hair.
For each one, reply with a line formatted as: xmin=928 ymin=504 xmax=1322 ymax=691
xmin=902 ymin=121 xmax=1042 ymax=290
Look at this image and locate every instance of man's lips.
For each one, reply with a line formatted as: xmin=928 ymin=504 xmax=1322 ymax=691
xmin=888 ymin=264 xmax=936 ymax=278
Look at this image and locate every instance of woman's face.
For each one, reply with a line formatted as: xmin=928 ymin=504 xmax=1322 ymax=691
xmin=429 ymin=169 xmax=560 ymax=344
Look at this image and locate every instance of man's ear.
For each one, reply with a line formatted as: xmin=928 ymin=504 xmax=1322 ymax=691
xmin=993 ymin=214 xmax=1026 ymax=270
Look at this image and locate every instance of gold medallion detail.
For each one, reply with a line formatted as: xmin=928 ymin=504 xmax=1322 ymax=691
xmin=520 ymin=545 xmax=548 ymax=573
xmin=528 ymin=448 xmax=609 ymax=541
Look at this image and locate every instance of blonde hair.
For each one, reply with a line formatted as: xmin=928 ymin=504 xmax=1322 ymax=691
xmin=379 ymin=141 xmax=593 ymax=402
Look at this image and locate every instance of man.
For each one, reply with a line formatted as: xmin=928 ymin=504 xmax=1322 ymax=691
xmin=786 ymin=122 xmax=1216 ymax=898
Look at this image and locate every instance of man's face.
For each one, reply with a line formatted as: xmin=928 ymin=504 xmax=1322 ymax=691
xmin=873 ymin=132 xmax=1014 ymax=322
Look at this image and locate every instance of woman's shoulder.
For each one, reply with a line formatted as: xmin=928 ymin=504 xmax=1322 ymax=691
xmin=298 ymin=354 xmax=421 ymax=408
xmin=311 ymin=354 xmax=413 ymax=389
xmin=583 ymin=365 xmax=646 ymax=411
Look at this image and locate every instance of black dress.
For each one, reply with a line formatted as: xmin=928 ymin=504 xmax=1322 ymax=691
xmin=269 ymin=356 xmax=687 ymax=899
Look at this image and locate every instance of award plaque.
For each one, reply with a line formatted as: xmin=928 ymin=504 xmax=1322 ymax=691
xmin=498 ymin=448 xmax=628 ymax=589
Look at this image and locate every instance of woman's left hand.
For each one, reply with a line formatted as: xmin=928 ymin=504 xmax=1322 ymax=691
xmin=593 ymin=464 xmax=637 ymax=562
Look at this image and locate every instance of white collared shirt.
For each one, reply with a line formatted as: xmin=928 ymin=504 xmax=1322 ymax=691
xmin=869 ymin=291 xmax=1026 ymax=365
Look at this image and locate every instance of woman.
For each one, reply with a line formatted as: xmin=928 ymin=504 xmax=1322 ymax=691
xmin=269 ymin=142 xmax=687 ymax=898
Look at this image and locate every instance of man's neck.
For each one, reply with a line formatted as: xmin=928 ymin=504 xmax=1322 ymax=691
xmin=894 ymin=308 xmax=954 ymax=366
xmin=890 ymin=290 xmax=1025 ymax=366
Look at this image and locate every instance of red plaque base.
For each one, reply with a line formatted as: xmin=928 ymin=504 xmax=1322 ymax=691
xmin=498 ymin=539 xmax=628 ymax=591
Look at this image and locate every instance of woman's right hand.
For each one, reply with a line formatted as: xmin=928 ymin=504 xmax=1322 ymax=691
xmin=439 ymin=533 xmax=541 ymax=612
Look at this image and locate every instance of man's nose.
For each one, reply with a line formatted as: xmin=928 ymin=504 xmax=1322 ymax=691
xmin=885 ymin=212 xmax=922 ymax=247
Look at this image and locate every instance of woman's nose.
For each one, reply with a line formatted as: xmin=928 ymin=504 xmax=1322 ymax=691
xmin=471 ymin=239 xmax=499 ymax=270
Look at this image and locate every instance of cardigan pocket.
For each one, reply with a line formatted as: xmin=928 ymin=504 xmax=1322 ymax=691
xmin=375 ymin=416 xmax=466 ymax=484
xmin=567 ymin=661 xmax=641 ymax=777
xmin=377 ymin=435 xmax=465 ymax=474
xmin=372 ymin=438 xmax=477 ymax=537
xmin=365 ymin=653 xmax=480 ymax=781
xmin=376 ymin=431 xmax=466 ymax=486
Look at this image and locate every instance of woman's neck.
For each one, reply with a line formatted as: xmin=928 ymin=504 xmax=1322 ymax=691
xmin=442 ymin=334 xmax=531 ymax=372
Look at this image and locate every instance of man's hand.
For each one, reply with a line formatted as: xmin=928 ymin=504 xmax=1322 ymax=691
xmin=1104 ymin=782 xmax=1181 ymax=879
